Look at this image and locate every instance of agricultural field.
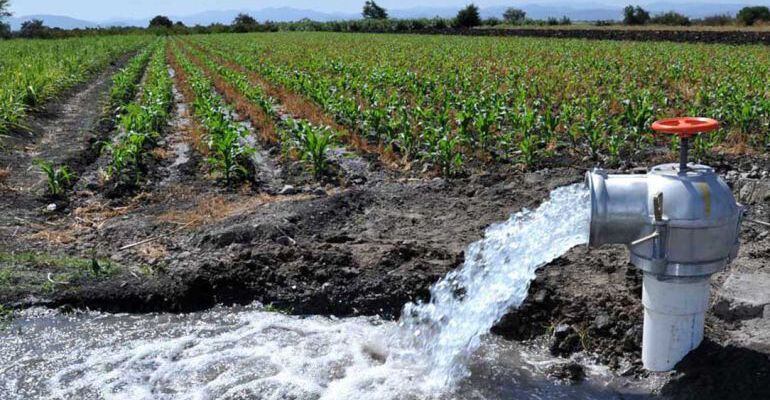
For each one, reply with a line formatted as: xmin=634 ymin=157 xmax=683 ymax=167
xmin=0 ymin=35 xmax=150 ymax=134
xmin=187 ymin=32 xmax=770 ymax=172
xmin=1 ymin=31 xmax=770 ymax=399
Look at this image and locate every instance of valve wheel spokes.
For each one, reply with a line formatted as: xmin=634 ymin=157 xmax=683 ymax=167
xmin=651 ymin=117 xmax=720 ymax=173
xmin=651 ymin=117 xmax=719 ymax=138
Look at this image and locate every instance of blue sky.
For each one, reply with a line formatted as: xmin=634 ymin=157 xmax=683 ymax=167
xmin=6 ymin=1 xmax=765 ymax=21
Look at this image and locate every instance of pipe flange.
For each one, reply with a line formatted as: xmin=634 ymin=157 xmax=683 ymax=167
xmin=629 ymin=253 xmax=728 ymax=277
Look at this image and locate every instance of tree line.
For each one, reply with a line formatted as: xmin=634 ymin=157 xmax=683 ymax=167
xmin=2 ymin=1 xmax=770 ymax=40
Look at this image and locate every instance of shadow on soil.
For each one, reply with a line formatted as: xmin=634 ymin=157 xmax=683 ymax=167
xmin=661 ymin=340 xmax=770 ymax=400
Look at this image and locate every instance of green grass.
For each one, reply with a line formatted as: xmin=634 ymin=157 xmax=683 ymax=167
xmin=0 ymin=304 xmax=13 ymax=327
xmin=0 ymin=251 xmax=118 ymax=278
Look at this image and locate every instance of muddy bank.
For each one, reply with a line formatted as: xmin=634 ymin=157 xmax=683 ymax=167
xmin=44 ymin=169 xmax=578 ymax=314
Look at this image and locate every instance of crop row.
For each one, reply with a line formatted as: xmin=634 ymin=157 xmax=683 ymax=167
xmin=178 ymin=41 xmax=337 ymax=177
xmin=0 ymin=35 xmax=150 ymax=135
xmin=108 ymin=46 xmax=153 ymax=113
xmin=191 ymin=32 xmax=770 ymax=173
xmin=105 ymin=40 xmax=174 ymax=184
xmin=168 ymin=42 xmax=256 ymax=184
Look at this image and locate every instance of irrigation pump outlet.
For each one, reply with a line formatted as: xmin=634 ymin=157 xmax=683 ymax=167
xmin=585 ymin=117 xmax=744 ymax=372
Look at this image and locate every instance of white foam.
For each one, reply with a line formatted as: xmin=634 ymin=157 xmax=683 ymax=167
xmin=397 ymin=183 xmax=590 ymax=389
xmin=0 ymin=184 xmax=592 ymax=399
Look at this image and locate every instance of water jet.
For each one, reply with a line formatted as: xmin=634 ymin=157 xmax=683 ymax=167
xmin=586 ymin=117 xmax=743 ymax=371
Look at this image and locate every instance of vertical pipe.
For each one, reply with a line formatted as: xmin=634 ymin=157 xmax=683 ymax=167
xmin=679 ymin=137 xmax=689 ymax=172
xmin=641 ymin=274 xmax=710 ymax=371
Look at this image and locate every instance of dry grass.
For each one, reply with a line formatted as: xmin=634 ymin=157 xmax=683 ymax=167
xmin=151 ymin=147 xmax=171 ymax=160
xmin=27 ymin=229 xmax=77 ymax=245
xmin=136 ymin=242 xmax=168 ymax=262
xmin=158 ymin=193 xmax=312 ymax=228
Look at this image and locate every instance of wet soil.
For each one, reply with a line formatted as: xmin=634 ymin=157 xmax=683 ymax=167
xmin=2 ymin=58 xmax=770 ymax=400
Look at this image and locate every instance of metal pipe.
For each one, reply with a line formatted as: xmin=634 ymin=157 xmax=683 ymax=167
xmin=585 ymin=161 xmax=742 ymax=372
xmin=679 ymin=137 xmax=689 ymax=172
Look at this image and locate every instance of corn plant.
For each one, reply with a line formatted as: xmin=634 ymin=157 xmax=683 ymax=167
xmin=34 ymin=159 xmax=74 ymax=198
xmin=434 ymin=135 xmax=463 ymax=177
xmin=206 ymin=121 xmax=254 ymax=183
xmin=171 ymin=43 xmax=255 ymax=185
xmin=109 ymin=48 xmax=152 ymax=112
xmin=106 ymin=41 xmax=172 ymax=184
xmin=0 ymin=35 xmax=150 ymax=135
xmin=291 ymin=121 xmax=334 ymax=177
xmin=183 ymin=32 xmax=770 ymax=172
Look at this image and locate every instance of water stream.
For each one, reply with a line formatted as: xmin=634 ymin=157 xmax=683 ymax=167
xmin=0 ymin=184 xmax=652 ymax=399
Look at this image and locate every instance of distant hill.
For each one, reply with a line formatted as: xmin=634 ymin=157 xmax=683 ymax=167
xmin=3 ymin=3 xmax=760 ymax=31
xmin=7 ymin=15 xmax=98 ymax=30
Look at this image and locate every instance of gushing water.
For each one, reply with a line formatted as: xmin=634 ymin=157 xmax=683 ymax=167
xmin=0 ymin=184 xmax=600 ymax=400
xmin=397 ymin=183 xmax=591 ymax=389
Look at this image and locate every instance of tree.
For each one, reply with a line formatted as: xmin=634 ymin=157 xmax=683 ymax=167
xmin=149 ymin=15 xmax=173 ymax=29
xmin=362 ymin=1 xmax=388 ymax=20
xmin=0 ymin=0 xmax=10 ymax=38
xmin=0 ymin=0 xmax=11 ymax=18
xmin=651 ymin=11 xmax=691 ymax=26
xmin=503 ymin=7 xmax=526 ymax=24
xmin=623 ymin=5 xmax=651 ymax=25
xmin=233 ymin=13 xmax=256 ymax=26
xmin=20 ymin=19 xmax=49 ymax=38
xmin=737 ymin=6 xmax=770 ymax=26
xmin=232 ymin=13 xmax=258 ymax=33
xmin=455 ymin=4 xmax=481 ymax=28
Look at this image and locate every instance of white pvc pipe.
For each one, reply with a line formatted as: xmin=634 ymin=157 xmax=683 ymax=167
xmin=641 ymin=274 xmax=711 ymax=371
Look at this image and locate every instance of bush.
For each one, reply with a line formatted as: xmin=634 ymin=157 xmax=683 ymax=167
xmin=455 ymin=4 xmax=481 ymax=28
xmin=433 ymin=17 xmax=448 ymax=29
xmin=560 ymin=16 xmax=572 ymax=25
xmin=623 ymin=5 xmax=651 ymax=25
xmin=20 ymin=19 xmax=51 ymax=39
xmin=546 ymin=17 xmax=559 ymax=26
xmin=483 ymin=17 xmax=501 ymax=26
xmin=651 ymin=11 xmax=691 ymax=26
xmin=737 ymin=6 xmax=770 ymax=26
xmin=149 ymin=15 xmax=173 ymax=29
xmin=503 ymin=7 xmax=526 ymax=24
xmin=698 ymin=14 xmax=733 ymax=26
xmin=232 ymin=13 xmax=258 ymax=33
xmin=594 ymin=20 xmax=615 ymax=27
xmin=0 ymin=22 xmax=9 ymax=39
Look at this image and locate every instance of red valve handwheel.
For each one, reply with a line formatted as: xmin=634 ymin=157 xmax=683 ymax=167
xmin=651 ymin=117 xmax=720 ymax=138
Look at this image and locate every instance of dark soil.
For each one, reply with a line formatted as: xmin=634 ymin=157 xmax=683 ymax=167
xmin=0 ymin=55 xmax=130 ymax=252
xmin=2 ymin=55 xmax=770 ymax=400
xmin=412 ymin=27 xmax=770 ymax=46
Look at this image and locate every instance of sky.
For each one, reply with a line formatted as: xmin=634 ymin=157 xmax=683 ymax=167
xmin=5 ymin=0 xmax=766 ymax=21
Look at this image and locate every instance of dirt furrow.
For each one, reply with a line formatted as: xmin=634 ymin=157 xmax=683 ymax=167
xmin=0 ymin=54 xmax=134 ymax=249
xmin=185 ymin=40 xmax=397 ymax=167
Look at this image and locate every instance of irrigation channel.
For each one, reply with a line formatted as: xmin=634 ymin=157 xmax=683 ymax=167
xmin=0 ymin=184 xmax=652 ymax=399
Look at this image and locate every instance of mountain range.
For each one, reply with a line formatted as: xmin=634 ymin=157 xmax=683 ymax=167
xmin=4 ymin=3 xmax=756 ymax=30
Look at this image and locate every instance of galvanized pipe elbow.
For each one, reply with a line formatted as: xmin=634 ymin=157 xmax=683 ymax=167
xmin=585 ymin=169 xmax=650 ymax=247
